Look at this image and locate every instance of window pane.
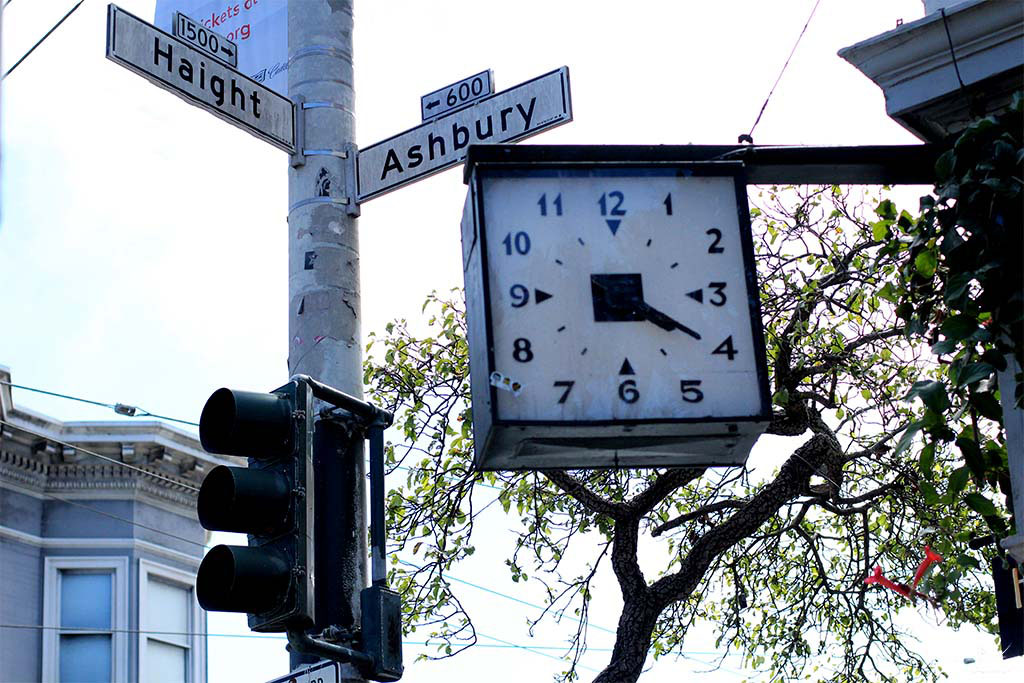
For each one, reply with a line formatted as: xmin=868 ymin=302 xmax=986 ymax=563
xmin=146 ymin=639 xmax=187 ymax=683
xmin=59 ymin=634 xmax=112 ymax=683
xmin=147 ymin=579 xmax=190 ymax=638
xmin=60 ymin=572 xmax=111 ymax=629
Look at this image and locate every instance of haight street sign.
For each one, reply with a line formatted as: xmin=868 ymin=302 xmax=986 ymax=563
xmin=357 ymin=66 xmax=571 ymax=202
xmin=105 ymin=4 xmax=294 ymax=153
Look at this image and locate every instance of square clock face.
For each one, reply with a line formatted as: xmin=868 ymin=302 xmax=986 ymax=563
xmin=477 ymin=165 xmax=769 ymax=426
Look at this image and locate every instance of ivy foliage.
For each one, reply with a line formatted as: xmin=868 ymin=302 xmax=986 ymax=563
xmin=364 ymin=185 xmax=1001 ymax=682
xmin=882 ymin=93 xmax=1022 ymax=537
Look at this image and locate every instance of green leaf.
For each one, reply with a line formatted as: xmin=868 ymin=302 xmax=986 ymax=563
xmin=905 ymin=380 xmax=950 ymax=413
xmin=971 ymin=392 xmax=1005 ymax=421
xmin=956 ymin=362 xmax=994 ymax=388
xmin=874 ymin=198 xmax=896 ymax=220
xmin=940 ymin=314 xmax=979 ymax=342
xmin=871 ymin=220 xmax=891 ymax=241
xmin=894 ymin=421 xmax=923 ymax=456
xmin=947 ymin=467 xmax=970 ymax=500
xmin=877 ymin=282 xmax=900 ymax=303
xmin=772 ymin=389 xmax=790 ymax=407
xmin=920 ymin=480 xmax=940 ymax=505
xmin=935 ymin=150 xmax=956 ymax=180
xmin=943 ymin=273 xmax=974 ymax=304
xmin=930 ymin=338 xmax=958 ymax=355
xmin=963 ymin=493 xmax=998 ymax=516
xmin=956 ymin=553 xmax=981 ymax=570
xmin=919 ymin=443 xmax=935 ymax=479
xmin=956 ymin=437 xmax=985 ymax=481
xmin=914 ymin=250 xmax=938 ymax=278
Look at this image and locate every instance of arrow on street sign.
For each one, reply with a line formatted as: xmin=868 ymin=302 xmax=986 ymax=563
xmin=420 ymin=69 xmax=494 ymax=121
xmin=106 ymin=4 xmax=294 ymax=153
xmin=358 ymin=66 xmax=572 ymax=202
xmin=173 ymin=11 xmax=238 ymax=68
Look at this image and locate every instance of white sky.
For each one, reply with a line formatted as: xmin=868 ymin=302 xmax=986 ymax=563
xmin=2 ymin=0 xmax=1021 ymax=681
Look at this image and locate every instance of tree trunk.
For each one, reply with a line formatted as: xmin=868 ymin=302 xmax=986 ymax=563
xmin=593 ymin=597 xmax=660 ymax=683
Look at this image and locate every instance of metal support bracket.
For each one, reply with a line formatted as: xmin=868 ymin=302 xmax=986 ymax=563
xmin=344 ymin=143 xmax=360 ymax=217
xmin=290 ymin=95 xmax=306 ymax=168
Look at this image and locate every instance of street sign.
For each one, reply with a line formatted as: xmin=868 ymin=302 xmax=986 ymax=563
xmin=173 ymin=11 xmax=237 ymax=68
xmin=106 ymin=4 xmax=294 ymax=153
xmin=357 ymin=66 xmax=571 ymax=202
xmin=266 ymin=661 xmax=339 ymax=683
xmin=420 ymin=69 xmax=493 ymax=121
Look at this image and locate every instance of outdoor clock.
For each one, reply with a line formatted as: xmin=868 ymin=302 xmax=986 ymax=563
xmin=460 ymin=146 xmax=771 ymax=471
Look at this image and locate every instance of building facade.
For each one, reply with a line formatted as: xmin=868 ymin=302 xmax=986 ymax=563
xmin=0 ymin=365 xmax=236 ymax=683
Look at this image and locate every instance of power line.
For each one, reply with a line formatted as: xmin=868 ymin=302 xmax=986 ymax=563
xmin=0 ymin=417 xmax=201 ymax=492
xmin=0 ymin=379 xmax=200 ymax=427
xmin=0 ymin=623 xmax=631 ymax=660
xmin=476 ymin=629 xmax=601 ymax=674
xmin=3 ymin=0 xmax=87 ymax=80
xmin=741 ymin=0 xmax=823 ymax=143
xmin=38 ymin=489 xmax=207 ymax=548
xmin=397 ymin=559 xmax=746 ymax=671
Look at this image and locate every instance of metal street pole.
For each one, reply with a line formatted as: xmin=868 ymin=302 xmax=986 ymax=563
xmin=288 ymin=0 xmax=365 ymax=678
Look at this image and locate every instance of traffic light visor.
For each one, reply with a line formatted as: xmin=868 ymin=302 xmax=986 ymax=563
xmin=200 ymin=387 xmax=294 ymax=458
xmin=197 ymin=465 xmax=291 ymax=534
xmin=197 ymin=544 xmax=291 ymax=614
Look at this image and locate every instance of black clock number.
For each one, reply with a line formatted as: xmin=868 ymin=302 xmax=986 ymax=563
xmin=598 ymin=191 xmax=626 ymax=216
xmin=554 ymin=380 xmax=575 ymax=404
xmin=709 ymin=282 xmax=727 ymax=306
xmin=680 ymin=379 xmax=704 ymax=403
xmin=509 ymin=284 xmax=530 ymax=307
xmin=538 ymin=193 xmax=563 ymax=216
xmin=513 ymin=338 xmax=534 ymax=363
xmin=706 ymin=228 xmax=725 ymax=254
xmin=663 ymin=193 xmax=673 ymax=215
xmin=618 ymin=379 xmax=639 ymax=404
xmin=502 ymin=231 xmax=531 ymax=255
xmin=712 ymin=336 xmax=738 ymax=361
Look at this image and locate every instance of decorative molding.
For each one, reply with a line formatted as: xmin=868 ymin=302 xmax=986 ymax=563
xmin=839 ymin=0 xmax=1023 ymax=140
xmin=1 ymin=450 xmax=201 ymax=514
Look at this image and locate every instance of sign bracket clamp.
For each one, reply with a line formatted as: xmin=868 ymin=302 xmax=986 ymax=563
xmin=290 ymin=97 xmax=360 ymax=217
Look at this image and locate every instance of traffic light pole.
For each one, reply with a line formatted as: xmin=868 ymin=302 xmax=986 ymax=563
xmin=287 ymin=0 xmax=363 ymax=677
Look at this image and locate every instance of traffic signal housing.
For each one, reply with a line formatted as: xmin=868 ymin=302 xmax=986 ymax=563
xmin=195 ymin=380 xmax=315 ymax=632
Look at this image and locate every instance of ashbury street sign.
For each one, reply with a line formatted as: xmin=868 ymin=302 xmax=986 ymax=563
xmin=105 ymin=4 xmax=294 ymax=153
xmin=356 ymin=66 xmax=571 ymax=202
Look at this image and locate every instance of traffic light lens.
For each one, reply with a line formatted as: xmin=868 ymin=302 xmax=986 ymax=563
xmin=197 ymin=465 xmax=292 ymax=533
xmin=197 ymin=544 xmax=291 ymax=614
xmin=200 ymin=388 xmax=294 ymax=458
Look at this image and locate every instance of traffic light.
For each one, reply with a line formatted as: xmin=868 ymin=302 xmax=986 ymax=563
xmin=195 ymin=380 xmax=315 ymax=632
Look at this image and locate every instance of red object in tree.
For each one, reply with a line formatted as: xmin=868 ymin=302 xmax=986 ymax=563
xmin=911 ymin=546 xmax=943 ymax=590
xmin=864 ymin=565 xmax=912 ymax=598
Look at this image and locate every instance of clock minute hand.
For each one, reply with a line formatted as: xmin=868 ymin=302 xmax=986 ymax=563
xmin=635 ymin=300 xmax=702 ymax=340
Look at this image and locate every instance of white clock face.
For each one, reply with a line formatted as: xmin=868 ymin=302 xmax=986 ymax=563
xmin=479 ymin=168 xmax=767 ymax=424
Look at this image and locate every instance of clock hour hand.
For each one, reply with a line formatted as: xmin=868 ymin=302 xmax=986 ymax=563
xmin=634 ymin=300 xmax=702 ymax=340
xmin=590 ymin=274 xmax=701 ymax=340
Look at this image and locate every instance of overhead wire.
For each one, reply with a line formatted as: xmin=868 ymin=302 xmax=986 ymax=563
xmin=0 ymin=417 xmax=201 ymax=492
xmin=397 ymin=559 xmax=746 ymax=670
xmin=741 ymin=0 xmax=823 ymax=143
xmin=2 ymin=0 xmax=87 ymax=80
xmin=0 ymin=379 xmax=200 ymax=427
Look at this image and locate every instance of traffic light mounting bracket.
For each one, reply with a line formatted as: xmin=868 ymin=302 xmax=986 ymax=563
xmin=285 ymin=375 xmax=403 ymax=681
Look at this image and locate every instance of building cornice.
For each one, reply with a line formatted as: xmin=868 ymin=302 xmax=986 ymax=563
xmin=838 ymin=0 xmax=1023 ymax=141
